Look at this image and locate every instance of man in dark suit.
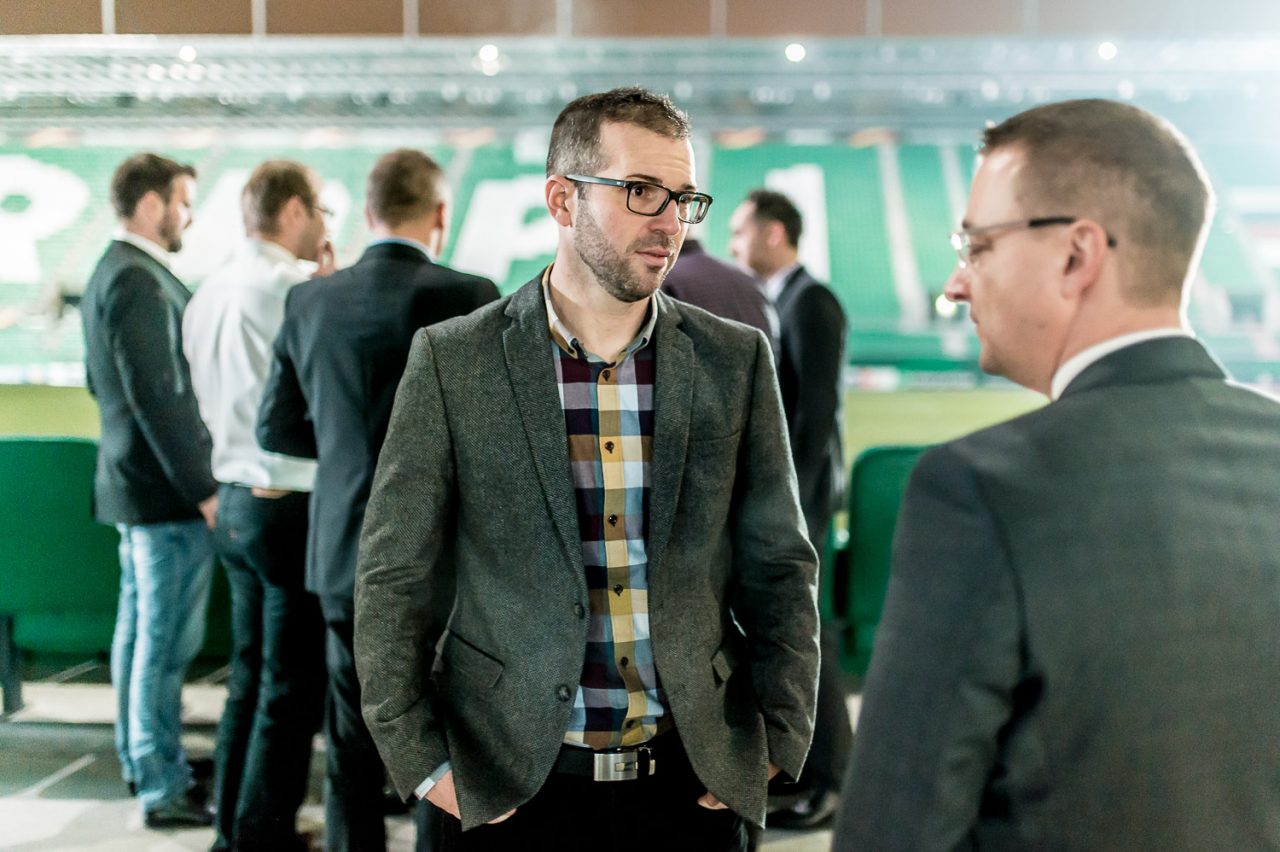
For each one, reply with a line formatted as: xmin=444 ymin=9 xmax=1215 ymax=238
xmin=354 ymin=88 xmax=819 ymax=850
xmin=836 ymin=99 xmax=1280 ymax=850
xmin=729 ymin=189 xmax=849 ymax=829
xmin=80 ymin=153 xmax=218 ymax=828
xmin=662 ymin=236 xmax=775 ymax=347
xmin=257 ymin=148 xmax=499 ymax=851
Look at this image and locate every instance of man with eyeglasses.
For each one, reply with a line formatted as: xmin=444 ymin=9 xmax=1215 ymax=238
xmin=353 ymin=87 xmax=819 ymax=849
xmin=835 ymin=99 xmax=1280 ymax=849
xmin=184 ymin=159 xmax=333 ymax=849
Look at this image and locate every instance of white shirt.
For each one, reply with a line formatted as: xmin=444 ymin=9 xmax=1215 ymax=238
xmin=114 ymin=228 xmax=173 ymax=269
xmin=1050 ymin=327 xmax=1191 ymax=401
xmin=183 ymin=239 xmax=317 ymax=491
xmin=763 ymin=261 xmax=800 ymax=305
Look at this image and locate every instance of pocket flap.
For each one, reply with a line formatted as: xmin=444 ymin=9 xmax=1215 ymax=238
xmin=443 ymin=632 xmax=504 ymax=688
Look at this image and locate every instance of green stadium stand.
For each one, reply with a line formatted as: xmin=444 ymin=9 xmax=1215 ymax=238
xmin=0 ymin=437 xmax=231 ymax=712
xmin=831 ymin=444 xmax=927 ymax=677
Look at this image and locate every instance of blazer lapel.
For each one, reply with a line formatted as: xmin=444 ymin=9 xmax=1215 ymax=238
xmin=646 ymin=292 xmax=693 ymax=582
xmin=501 ymin=279 xmax=586 ymax=576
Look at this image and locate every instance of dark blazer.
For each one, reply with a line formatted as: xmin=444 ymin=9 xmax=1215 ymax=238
xmin=81 ymin=239 xmax=216 ymax=524
xmin=836 ymin=337 xmax=1280 ymax=851
xmin=775 ymin=265 xmax=846 ymax=540
xmin=354 ymin=280 xmax=820 ymax=829
xmin=662 ymin=239 xmax=775 ymax=346
xmin=256 ymin=242 xmax=499 ymax=610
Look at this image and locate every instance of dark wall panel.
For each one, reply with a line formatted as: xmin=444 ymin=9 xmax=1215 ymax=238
xmin=727 ymin=0 xmax=865 ymax=36
xmin=117 ymin=0 xmax=251 ymax=34
xmin=268 ymin=0 xmax=403 ymax=35
xmin=881 ymin=0 xmax=1023 ymax=36
xmin=572 ymin=0 xmax=712 ymax=37
xmin=421 ymin=0 xmax=556 ymax=35
xmin=0 ymin=0 xmax=101 ymax=34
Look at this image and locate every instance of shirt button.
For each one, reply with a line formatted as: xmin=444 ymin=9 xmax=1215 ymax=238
xmin=620 ymin=656 xmax=629 ymax=667
xmin=625 ymin=719 xmax=636 ymax=728
xmin=602 ymin=369 xmax=612 ymax=381
xmin=604 ymin=441 xmax=615 ymax=453
xmin=557 ymin=685 xmax=571 ymax=701
xmin=607 ymin=514 xmax=618 ymax=526
xmin=573 ymin=602 xmax=585 ymax=618
xmin=613 ymin=583 xmax=624 ymax=596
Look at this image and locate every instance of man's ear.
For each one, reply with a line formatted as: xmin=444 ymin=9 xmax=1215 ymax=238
xmin=1061 ymin=219 xmax=1109 ymax=299
xmin=766 ymin=220 xmax=787 ymax=250
xmin=545 ymin=176 xmax=574 ymax=227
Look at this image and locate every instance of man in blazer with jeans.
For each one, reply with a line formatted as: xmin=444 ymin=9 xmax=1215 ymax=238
xmin=836 ymin=100 xmax=1280 ymax=849
xmin=355 ymin=88 xmax=819 ymax=849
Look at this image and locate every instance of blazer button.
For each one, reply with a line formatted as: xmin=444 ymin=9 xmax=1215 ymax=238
xmin=557 ymin=684 xmax=572 ymax=701
xmin=573 ymin=602 xmax=585 ymax=618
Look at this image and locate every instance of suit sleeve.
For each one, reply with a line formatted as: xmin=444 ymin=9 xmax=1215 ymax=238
xmin=834 ymin=445 xmax=1022 ymax=852
xmin=354 ymin=327 xmax=456 ymax=798
xmin=784 ymin=283 xmax=845 ymax=532
xmin=730 ymin=330 xmax=822 ymax=780
xmin=473 ymin=277 xmax=500 ymax=310
xmin=257 ymin=295 xmax=318 ymax=459
xmin=103 ymin=265 xmax=217 ymax=505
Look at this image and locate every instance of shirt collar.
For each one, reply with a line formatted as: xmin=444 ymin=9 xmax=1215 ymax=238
xmin=763 ymin=261 xmax=800 ymax=304
xmin=368 ymin=236 xmax=435 ymax=262
xmin=114 ymin=228 xmax=173 ymax=269
xmin=249 ymin=237 xmax=301 ymax=266
xmin=1050 ymin=327 xmax=1191 ymax=400
xmin=540 ymin=264 xmax=657 ymax=363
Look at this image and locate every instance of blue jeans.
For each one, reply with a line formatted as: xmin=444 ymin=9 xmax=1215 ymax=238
xmin=111 ymin=519 xmax=214 ymax=812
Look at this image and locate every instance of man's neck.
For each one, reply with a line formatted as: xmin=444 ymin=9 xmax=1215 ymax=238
xmin=372 ymin=223 xmax=439 ymax=258
xmin=548 ymin=262 xmax=650 ymax=363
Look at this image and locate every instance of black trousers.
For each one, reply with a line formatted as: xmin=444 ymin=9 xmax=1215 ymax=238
xmin=439 ymin=731 xmax=747 ymax=852
xmin=211 ymin=484 xmax=326 ymax=851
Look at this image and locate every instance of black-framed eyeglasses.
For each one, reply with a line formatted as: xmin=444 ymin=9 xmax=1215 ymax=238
xmin=949 ymin=216 xmax=1118 ymax=267
xmin=312 ymin=202 xmax=335 ymax=219
xmin=565 ymin=174 xmax=713 ymax=225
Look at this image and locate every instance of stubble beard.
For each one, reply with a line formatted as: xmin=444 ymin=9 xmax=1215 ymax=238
xmin=574 ymin=201 xmax=672 ymax=304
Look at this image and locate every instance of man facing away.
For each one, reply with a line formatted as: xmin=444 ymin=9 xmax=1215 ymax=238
xmin=80 ymin=153 xmax=218 ymax=828
xmin=661 ymin=233 xmax=775 ymax=348
xmin=256 ymin=148 xmax=499 ymax=851
xmin=836 ymin=99 xmax=1280 ymax=850
xmin=183 ymin=160 xmax=331 ymax=851
xmin=353 ymin=87 xmax=820 ymax=851
xmin=729 ymin=189 xmax=850 ymax=829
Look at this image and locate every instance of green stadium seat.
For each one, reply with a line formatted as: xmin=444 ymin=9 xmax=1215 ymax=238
xmin=832 ymin=444 xmax=927 ymax=677
xmin=0 ymin=437 xmax=231 ymax=711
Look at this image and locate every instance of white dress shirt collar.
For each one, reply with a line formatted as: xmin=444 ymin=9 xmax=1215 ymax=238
xmin=763 ymin=261 xmax=800 ymax=304
xmin=1050 ymin=327 xmax=1191 ymax=401
xmin=114 ymin=228 xmax=173 ymax=269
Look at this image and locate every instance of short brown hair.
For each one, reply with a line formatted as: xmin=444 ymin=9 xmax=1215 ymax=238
xmin=366 ymin=149 xmax=445 ymax=228
xmin=241 ymin=160 xmax=319 ymax=236
xmin=982 ymin=99 xmax=1214 ymax=304
xmin=110 ymin=153 xmax=196 ymax=219
xmin=746 ymin=189 xmax=803 ymax=247
xmin=546 ymin=87 xmax=690 ymax=178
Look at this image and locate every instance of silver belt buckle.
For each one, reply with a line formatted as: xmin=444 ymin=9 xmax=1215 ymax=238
xmin=592 ymin=745 xmax=655 ymax=781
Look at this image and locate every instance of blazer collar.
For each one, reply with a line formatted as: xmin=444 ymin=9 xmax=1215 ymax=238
xmin=500 ymin=276 xmax=693 ymax=584
xmin=357 ymin=241 xmax=434 ymax=265
xmin=1059 ymin=336 xmax=1226 ymax=399
xmin=112 ymin=239 xmax=191 ymax=306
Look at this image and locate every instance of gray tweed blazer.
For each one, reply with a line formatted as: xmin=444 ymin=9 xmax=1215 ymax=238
xmin=354 ymin=277 xmax=820 ymax=830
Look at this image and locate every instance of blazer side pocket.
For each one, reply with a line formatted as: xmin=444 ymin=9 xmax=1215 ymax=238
xmin=442 ymin=632 xmax=505 ymax=689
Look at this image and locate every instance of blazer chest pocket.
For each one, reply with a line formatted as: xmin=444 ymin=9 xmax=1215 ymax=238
xmin=442 ymin=632 xmax=504 ymax=689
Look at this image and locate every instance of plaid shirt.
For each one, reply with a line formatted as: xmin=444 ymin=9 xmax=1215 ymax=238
xmin=542 ymin=270 xmax=671 ymax=749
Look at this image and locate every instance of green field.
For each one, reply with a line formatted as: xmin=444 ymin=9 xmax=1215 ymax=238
xmin=0 ymin=383 xmax=1044 ymax=457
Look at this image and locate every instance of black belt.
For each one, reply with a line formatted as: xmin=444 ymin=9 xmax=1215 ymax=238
xmin=555 ymin=741 xmax=661 ymax=782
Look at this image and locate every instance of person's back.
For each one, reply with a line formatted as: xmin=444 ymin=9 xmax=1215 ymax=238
xmin=662 ymin=238 xmax=774 ymax=344
xmin=269 ymin=245 xmax=497 ymax=596
xmin=836 ymin=98 xmax=1280 ymax=851
xmin=945 ymin=343 xmax=1280 ymax=849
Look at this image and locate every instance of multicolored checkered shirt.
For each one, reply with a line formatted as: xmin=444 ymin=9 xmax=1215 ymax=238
xmin=542 ymin=270 xmax=671 ymax=749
